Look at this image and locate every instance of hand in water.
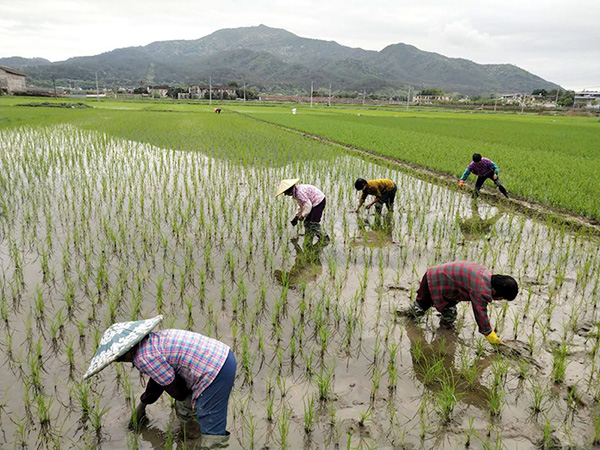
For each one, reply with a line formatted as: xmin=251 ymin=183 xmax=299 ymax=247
xmin=128 ymin=403 xmax=148 ymax=431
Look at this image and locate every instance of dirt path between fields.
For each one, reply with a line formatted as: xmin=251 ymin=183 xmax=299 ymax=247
xmin=236 ymin=110 xmax=600 ymax=237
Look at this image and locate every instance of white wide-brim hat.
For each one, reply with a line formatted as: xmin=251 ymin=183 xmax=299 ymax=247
xmin=83 ymin=315 xmax=163 ymax=379
xmin=275 ymin=178 xmax=300 ymax=197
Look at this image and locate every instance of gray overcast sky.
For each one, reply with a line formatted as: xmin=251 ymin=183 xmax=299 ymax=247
xmin=1 ymin=0 xmax=598 ymax=90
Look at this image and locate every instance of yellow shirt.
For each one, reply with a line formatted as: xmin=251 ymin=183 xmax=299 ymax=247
xmin=361 ymin=179 xmax=395 ymax=201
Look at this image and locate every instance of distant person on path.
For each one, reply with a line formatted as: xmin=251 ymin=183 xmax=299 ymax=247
xmin=353 ymin=178 xmax=397 ymax=214
xmin=84 ymin=316 xmax=236 ymax=447
xmin=399 ymin=261 xmax=518 ymax=346
xmin=459 ymin=153 xmax=509 ymax=198
xmin=214 ymin=107 xmax=221 ymax=114
xmin=276 ymin=178 xmax=329 ymax=244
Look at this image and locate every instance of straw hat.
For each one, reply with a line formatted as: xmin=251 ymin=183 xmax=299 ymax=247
xmin=83 ymin=315 xmax=163 ymax=379
xmin=275 ymin=178 xmax=300 ymax=197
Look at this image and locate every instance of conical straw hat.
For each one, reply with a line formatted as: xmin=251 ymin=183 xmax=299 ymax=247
xmin=83 ymin=315 xmax=163 ymax=379
xmin=275 ymin=178 xmax=300 ymax=197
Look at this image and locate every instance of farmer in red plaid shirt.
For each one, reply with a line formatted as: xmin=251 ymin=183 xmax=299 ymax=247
xmin=402 ymin=261 xmax=518 ymax=345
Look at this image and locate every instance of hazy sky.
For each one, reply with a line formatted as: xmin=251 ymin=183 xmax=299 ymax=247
xmin=1 ymin=0 xmax=598 ymax=90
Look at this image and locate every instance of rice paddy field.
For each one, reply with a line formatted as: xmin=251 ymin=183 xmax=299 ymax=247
xmin=237 ymin=105 xmax=600 ymax=221
xmin=1 ymin=99 xmax=600 ymax=449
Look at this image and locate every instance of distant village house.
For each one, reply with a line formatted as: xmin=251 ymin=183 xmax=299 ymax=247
xmin=189 ymin=85 xmax=237 ymax=99
xmin=574 ymin=90 xmax=600 ymax=109
xmin=0 ymin=66 xmax=26 ymax=94
xmin=412 ymin=93 xmax=451 ymax=103
xmin=147 ymin=86 xmax=170 ymax=98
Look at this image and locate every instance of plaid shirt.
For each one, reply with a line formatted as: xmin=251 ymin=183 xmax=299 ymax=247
xmin=360 ymin=179 xmax=395 ymax=202
xmin=293 ymin=184 xmax=325 ymax=218
xmin=133 ymin=330 xmax=230 ymax=402
xmin=426 ymin=261 xmax=493 ymax=335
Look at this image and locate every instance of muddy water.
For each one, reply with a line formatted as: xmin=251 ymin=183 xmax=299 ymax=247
xmin=0 ymin=125 xmax=599 ymax=449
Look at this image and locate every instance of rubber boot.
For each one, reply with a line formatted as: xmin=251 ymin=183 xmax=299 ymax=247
xmin=439 ymin=306 xmax=457 ymax=329
xmin=306 ymin=221 xmax=329 ymax=244
xmin=180 ymin=420 xmax=202 ymax=441
xmin=313 ymin=223 xmax=330 ymax=244
xmin=175 ymin=396 xmax=203 ymax=441
xmin=200 ymin=432 xmax=230 ymax=449
xmin=494 ymin=179 xmax=509 ymax=198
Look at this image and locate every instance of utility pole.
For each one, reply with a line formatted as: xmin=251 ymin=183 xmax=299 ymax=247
xmin=328 ymin=84 xmax=331 ymax=107
xmin=520 ymin=93 xmax=525 ymax=114
xmin=209 ymin=76 xmax=212 ymax=105
xmin=243 ymin=83 xmax=246 ymax=102
xmin=406 ymin=87 xmax=410 ymax=111
xmin=95 ymin=72 xmax=100 ymax=102
xmin=362 ymin=88 xmax=365 ymax=108
xmin=310 ymin=81 xmax=314 ymax=108
xmin=555 ymin=88 xmax=560 ymax=108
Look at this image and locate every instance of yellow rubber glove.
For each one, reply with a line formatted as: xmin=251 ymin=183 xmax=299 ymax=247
xmin=485 ymin=330 xmax=502 ymax=345
xmin=458 ymin=180 xmax=464 ymax=188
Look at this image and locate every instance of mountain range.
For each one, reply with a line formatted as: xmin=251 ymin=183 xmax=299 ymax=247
xmin=1 ymin=25 xmax=560 ymax=96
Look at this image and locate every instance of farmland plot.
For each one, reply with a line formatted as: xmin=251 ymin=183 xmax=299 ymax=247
xmin=0 ymin=118 xmax=599 ymax=449
xmin=239 ymin=107 xmax=600 ymax=221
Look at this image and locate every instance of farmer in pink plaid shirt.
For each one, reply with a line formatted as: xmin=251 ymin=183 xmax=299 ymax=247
xmin=401 ymin=261 xmax=518 ymax=345
xmin=276 ymin=178 xmax=330 ymax=244
xmin=117 ymin=329 xmax=236 ymax=444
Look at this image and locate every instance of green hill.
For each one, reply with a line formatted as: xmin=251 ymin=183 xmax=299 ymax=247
xmin=3 ymin=25 xmax=560 ymax=95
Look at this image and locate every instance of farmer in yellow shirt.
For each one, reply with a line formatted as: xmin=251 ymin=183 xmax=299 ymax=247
xmin=353 ymin=178 xmax=397 ymax=214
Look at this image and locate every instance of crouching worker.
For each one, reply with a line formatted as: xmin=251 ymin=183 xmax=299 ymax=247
xmin=459 ymin=153 xmax=509 ymax=198
xmin=84 ymin=316 xmax=236 ymax=447
xmin=276 ymin=178 xmax=329 ymax=244
xmin=401 ymin=261 xmax=518 ymax=345
xmin=353 ymin=178 xmax=397 ymax=215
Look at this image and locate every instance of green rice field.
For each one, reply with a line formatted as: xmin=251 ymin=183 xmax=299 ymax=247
xmin=1 ymin=98 xmax=600 ymax=449
xmin=237 ymin=105 xmax=600 ymax=221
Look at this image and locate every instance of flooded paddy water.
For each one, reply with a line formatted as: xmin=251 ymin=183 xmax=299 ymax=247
xmin=0 ymin=123 xmax=600 ymax=449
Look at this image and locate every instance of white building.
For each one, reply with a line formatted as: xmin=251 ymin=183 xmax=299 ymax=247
xmin=574 ymin=90 xmax=600 ymax=109
xmin=412 ymin=94 xmax=451 ymax=103
xmin=189 ymin=85 xmax=237 ymax=99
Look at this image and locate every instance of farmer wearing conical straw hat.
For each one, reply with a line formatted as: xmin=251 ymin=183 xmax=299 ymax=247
xmin=399 ymin=261 xmax=518 ymax=346
xmin=458 ymin=153 xmax=509 ymax=198
xmin=84 ymin=316 xmax=236 ymax=446
xmin=276 ymin=178 xmax=330 ymax=243
xmin=353 ymin=178 xmax=397 ymax=214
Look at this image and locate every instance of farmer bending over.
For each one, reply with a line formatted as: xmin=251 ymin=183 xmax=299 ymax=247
xmin=400 ymin=261 xmax=518 ymax=346
xmin=84 ymin=316 xmax=236 ymax=447
xmin=459 ymin=153 xmax=509 ymax=198
xmin=353 ymin=178 xmax=397 ymax=214
xmin=276 ymin=178 xmax=329 ymax=243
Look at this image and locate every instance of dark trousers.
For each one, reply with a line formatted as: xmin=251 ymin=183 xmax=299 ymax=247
xmin=307 ymin=198 xmax=326 ymax=223
xmin=411 ymin=274 xmax=457 ymax=326
xmin=475 ymin=174 xmax=508 ymax=198
xmin=195 ymin=350 xmax=237 ymax=435
xmin=376 ymin=183 xmax=397 ymax=213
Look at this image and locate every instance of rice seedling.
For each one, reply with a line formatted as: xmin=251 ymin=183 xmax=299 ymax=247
xmin=552 ymin=342 xmax=570 ymax=384
xmin=316 ymin=365 xmax=335 ymax=402
xmin=303 ymin=395 xmax=316 ymax=434
xmin=277 ymin=406 xmax=292 ymax=449
xmin=436 ymin=371 xmax=461 ymax=423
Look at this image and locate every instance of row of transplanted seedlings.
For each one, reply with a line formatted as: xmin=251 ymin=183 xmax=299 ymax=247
xmin=0 ymin=125 xmax=600 ymax=448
